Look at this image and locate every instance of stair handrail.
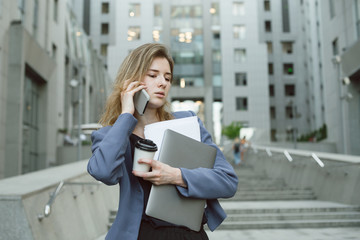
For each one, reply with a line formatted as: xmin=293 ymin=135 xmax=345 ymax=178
xmin=37 ymin=180 xmax=102 ymax=221
xmin=251 ymin=145 xmax=360 ymax=168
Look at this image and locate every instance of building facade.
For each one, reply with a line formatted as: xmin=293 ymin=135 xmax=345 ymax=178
xmin=317 ymin=0 xmax=360 ymax=154
xmin=257 ymin=0 xmax=311 ymax=142
xmin=0 ymin=0 xmax=110 ymax=179
xmin=78 ymin=0 xmax=271 ymax=143
xmin=257 ymin=0 xmax=360 ymax=155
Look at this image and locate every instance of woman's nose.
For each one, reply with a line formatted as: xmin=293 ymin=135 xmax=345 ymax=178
xmin=158 ymin=76 xmax=167 ymax=87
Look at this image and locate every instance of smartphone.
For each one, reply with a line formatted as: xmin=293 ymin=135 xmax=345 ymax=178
xmin=134 ymin=89 xmax=150 ymax=115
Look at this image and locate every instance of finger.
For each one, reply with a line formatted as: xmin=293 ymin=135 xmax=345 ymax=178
xmin=131 ymin=84 xmax=147 ymax=94
xmin=133 ymin=170 xmax=153 ymax=179
xmin=137 ymin=158 xmax=154 ymax=165
xmin=125 ymin=81 xmax=139 ymax=91
xmin=132 ymin=170 xmax=146 ymax=178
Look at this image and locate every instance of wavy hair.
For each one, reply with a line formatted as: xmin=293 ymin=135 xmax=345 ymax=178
xmin=99 ymin=43 xmax=174 ymax=126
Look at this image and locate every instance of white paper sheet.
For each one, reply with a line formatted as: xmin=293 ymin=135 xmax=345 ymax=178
xmin=144 ymin=116 xmax=200 ymax=160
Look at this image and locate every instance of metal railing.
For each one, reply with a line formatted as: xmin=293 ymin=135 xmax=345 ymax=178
xmin=37 ymin=181 xmax=102 ymax=221
xmin=251 ymin=145 xmax=360 ymax=168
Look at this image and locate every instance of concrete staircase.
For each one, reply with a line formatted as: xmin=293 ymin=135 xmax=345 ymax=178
xmin=218 ymin=164 xmax=360 ymax=229
xmin=106 ymin=164 xmax=360 ymax=231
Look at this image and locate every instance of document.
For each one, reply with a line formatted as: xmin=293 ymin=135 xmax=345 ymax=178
xmin=144 ymin=116 xmax=200 ymax=160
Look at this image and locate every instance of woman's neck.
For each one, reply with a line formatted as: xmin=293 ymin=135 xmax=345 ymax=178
xmin=133 ymin=108 xmax=159 ymax=138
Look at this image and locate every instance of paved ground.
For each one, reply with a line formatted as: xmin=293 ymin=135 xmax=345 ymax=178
xmin=204 ymin=201 xmax=360 ymax=240
xmin=206 ymin=228 xmax=360 ymax=240
xmin=96 ymin=200 xmax=360 ymax=240
xmin=97 ymin=227 xmax=360 ymax=240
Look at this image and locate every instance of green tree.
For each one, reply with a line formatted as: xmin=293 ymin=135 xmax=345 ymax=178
xmin=222 ymin=121 xmax=242 ymax=140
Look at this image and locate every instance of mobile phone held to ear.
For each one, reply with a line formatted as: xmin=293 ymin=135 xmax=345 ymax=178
xmin=134 ymin=89 xmax=150 ymax=115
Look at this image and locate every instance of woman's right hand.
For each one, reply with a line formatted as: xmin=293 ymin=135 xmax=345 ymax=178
xmin=121 ymin=81 xmax=147 ymax=115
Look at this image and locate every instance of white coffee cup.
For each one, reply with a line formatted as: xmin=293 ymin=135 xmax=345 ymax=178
xmin=133 ymin=139 xmax=158 ymax=172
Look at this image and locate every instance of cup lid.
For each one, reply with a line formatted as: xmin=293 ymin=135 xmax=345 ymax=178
xmin=135 ymin=139 xmax=157 ymax=152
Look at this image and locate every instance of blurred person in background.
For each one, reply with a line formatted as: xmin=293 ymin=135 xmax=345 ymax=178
xmin=232 ymin=137 xmax=241 ymax=165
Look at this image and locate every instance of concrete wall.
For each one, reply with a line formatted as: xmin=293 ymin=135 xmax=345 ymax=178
xmin=56 ymin=145 xmax=92 ymax=165
xmin=0 ymin=161 xmax=118 ymax=240
xmin=247 ymin=146 xmax=360 ymax=205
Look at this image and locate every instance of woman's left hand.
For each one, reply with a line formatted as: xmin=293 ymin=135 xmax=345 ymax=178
xmin=132 ymin=159 xmax=187 ymax=188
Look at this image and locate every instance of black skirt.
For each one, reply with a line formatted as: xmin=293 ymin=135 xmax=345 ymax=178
xmin=137 ymin=220 xmax=209 ymax=240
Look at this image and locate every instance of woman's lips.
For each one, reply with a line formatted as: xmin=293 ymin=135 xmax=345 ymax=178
xmin=154 ymin=92 xmax=165 ymax=98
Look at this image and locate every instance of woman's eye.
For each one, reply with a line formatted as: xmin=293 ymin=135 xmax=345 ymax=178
xmin=148 ymin=74 xmax=156 ymax=78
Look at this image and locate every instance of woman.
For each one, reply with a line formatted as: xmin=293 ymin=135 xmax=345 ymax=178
xmin=87 ymin=43 xmax=238 ymax=240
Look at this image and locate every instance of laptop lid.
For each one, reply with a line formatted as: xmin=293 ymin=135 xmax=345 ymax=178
xmin=145 ymin=129 xmax=216 ymax=231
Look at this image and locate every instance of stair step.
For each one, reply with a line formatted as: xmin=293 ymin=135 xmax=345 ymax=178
xmin=238 ymin=187 xmax=312 ymax=191
xmin=225 ymin=212 xmax=360 ymax=221
xmin=224 ymin=194 xmax=316 ymax=201
xmin=216 ymin=219 xmax=360 ymax=230
xmin=236 ymin=190 xmax=315 ymax=195
xmin=223 ymin=206 xmax=360 ymax=215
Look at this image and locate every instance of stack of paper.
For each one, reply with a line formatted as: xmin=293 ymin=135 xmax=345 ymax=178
xmin=144 ymin=116 xmax=200 ymax=160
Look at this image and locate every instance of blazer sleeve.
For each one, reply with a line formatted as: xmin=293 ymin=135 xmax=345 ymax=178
xmin=176 ymin=111 xmax=238 ymax=199
xmin=87 ymin=113 xmax=137 ymax=185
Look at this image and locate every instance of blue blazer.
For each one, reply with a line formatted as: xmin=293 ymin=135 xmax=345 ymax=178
xmin=87 ymin=111 xmax=238 ymax=240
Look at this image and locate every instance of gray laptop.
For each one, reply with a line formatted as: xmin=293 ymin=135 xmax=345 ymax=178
xmin=145 ymin=129 xmax=217 ymax=231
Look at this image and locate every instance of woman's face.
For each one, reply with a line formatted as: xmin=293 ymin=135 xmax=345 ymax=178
xmin=141 ymin=57 xmax=172 ymax=109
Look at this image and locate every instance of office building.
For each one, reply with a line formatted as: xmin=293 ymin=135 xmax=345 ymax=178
xmin=0 ymin=0 xmax=110 ymax=179
xmin=78 ymin=0 xmax=271 ymax=143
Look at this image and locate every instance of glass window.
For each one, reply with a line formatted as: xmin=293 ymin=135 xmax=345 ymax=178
xmin=283 ymin=63 xmax=294 ymax=75
xmin=265 ymin=21 xmax=272 ymax=32
xmin=233 ymin=2 xmax=245 ymax=16
xmin=211 ymin=2 xmax=220 ymax=26
xmin=332 ymin=38 xmax=338 ymax=55
xmin=102 ymin=2 xmax=109 ymax=14
xmin=282 ymin=0 xmax=290 ymax=32
xmin=264 ymin=0 xmax=271 ymax=11
xmin=171 ymin=5 xmax=202 ymax=18
xmin=267 ymin=42 xmax=273 ymax=54
xmin=282 ymin=42 xmax=293 ymax=54
xmin=233 ymin=25 xmax=246 ymax=40
xmin=269 ymin=84 xmax=275 ymax=96
xmin=154 ymin=4 xmax=162 ymax=17
xmin=101 ymin=23 xmax=109 ymax=35
xmin=127 ymin=26 xmax=140 ymax=41
xmin=101 ymin=44 xmax=108 ymax=56
xmin=329 ymin=0 xmax=335 ymax=19
xmin=284 ymin=84 xmax=295 ymax=96
xmin=285 ymin=106 xmax=293 ymax=118
xmin=235 ymin=73 xmax=247 ymax=86
xmin=210 ymin=2 xmax=219 ymax=16
xmin=52 ymin=44 xmax=57 ymax=59
xmin=192 ymin=5 xmax=202 ymax=17
xmin=236 ymin=97 xmax=248 ymax=111
xmin=53 ymin=0 xmax=58 ymax=22
xmin=153 ymin=29 xmax=162 ymax=42
xmin=171 ymin=6 xmax=182 ymax=18
xmin=172 ymin=76 xmax=204 ymax=87
xmin=270 ymin=106 xmax=276 ymax=119
xmin=268 ymin=63 xmax=274 ymax=75
xmin=271 ymin=129 xmax=277 ymax=141
xmin=213 ymin=75 xmax=222 ymax=87
xmin=23 ymin=68 xmax=42 ymax=174
xmin=356 ymin=0 xmax=360 ymax=39
xmin=33 ymin=0 xmax=39 ymax=33
xmin=129 ymin=3 xmax=140 ymax=17
xmin=234 ymin=49 xmax=246 ymax=63
xmin=213 ymin=50 xmax=221 ymax=63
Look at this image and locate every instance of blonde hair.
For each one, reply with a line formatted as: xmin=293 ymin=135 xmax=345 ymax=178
xmin=99 ymin=43 xmax=174 ymax=126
